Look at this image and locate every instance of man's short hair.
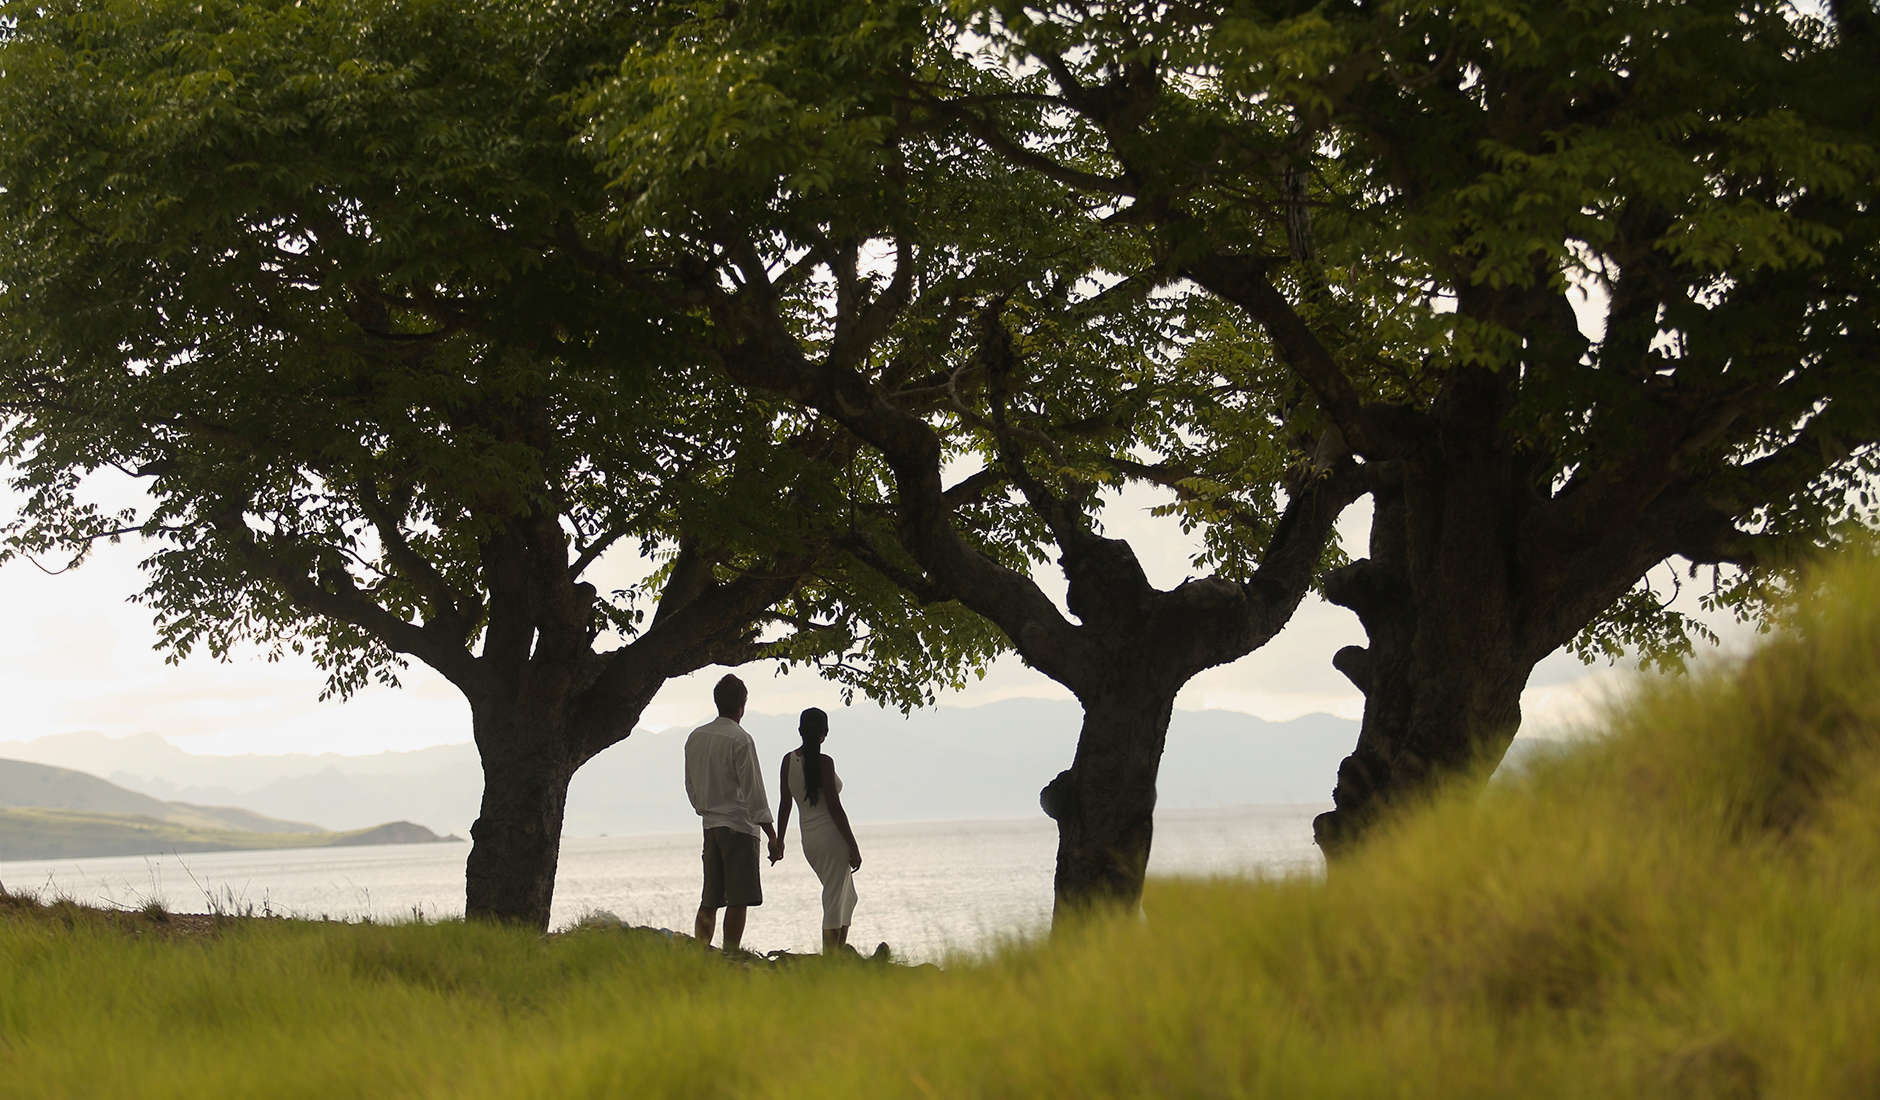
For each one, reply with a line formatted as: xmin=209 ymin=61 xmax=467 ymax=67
xmin=714 ymin=674 xmax=748 ymax=717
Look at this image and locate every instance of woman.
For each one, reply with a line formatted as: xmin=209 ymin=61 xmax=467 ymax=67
xmin=774 ymin=707 xmax=862 ymax=953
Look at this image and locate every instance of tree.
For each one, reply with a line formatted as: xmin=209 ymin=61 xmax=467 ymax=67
xmin=0 ymin=0 xmax=1003 ymax=927
xmin=577 ymin=0 xmax=1365 ymax=912
xmin=939 ymin=0 xmax=1880 ymax=847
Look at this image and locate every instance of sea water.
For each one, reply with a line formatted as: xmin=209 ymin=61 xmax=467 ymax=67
xmin=0 ymin=804 xmax=1325 ymax=962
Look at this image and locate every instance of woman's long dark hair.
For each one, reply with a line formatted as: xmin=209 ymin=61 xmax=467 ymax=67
xmin=798 ymin=707 xmax=829 ymax=806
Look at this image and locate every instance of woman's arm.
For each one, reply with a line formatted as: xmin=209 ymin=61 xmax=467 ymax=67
xmin=771 ymin=754 xmax=793 ymax=863
xmin=820 ymin=756 xmax=862 ymax=872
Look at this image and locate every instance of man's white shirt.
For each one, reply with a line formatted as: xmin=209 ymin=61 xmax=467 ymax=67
xmin=683 ymin=715 xmax=774 ymax=837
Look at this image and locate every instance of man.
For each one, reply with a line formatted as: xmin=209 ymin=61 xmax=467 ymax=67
xmin=684 ymin=673 xmax=782 ymax=953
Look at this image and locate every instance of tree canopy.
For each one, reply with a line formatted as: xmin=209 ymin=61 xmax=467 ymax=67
xmin=934 ymin=0 xmax=1880 ymax=843
xmin=3 ymin=0 xmax=1874 ymax=921
xmin=0 ymin=0 xmax=1005 ymax=926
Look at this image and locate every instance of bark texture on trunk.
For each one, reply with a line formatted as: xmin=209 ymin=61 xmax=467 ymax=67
xmin=464 ymin=730 xmax=578 ymax=928
xmin=1186 ymin=242 xmax=1791 ymax=857
xmin=1315 ymin=536 xmax=1534 ymax=855
xmin=1313 ymin=391 xmax=1540 ymax=850
xmin=1042 ymin=686 xmax=1178 ymax=913
xmin=1307 ymin=369 xmax=1742 ymax=853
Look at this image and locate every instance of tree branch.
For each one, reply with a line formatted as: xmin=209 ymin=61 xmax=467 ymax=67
xmin=942 ymin=466 xmax=1007 ymax=509
xmin=916 ymin=96 xmax=1136 ymax=196
xmin=571 ymin=555 xmax=811 ymax=760
xmin=354 ymin=477 xmax=477 ymax=643
xmin=651 ymin=537 xmax=719 ymax=627
xmin=703 ymin=297 xmax=1094 ymax=687
xmin=1183 ymin=255 xmax=1406 ymax=459
xmin=841 ymin=531 xmax=952 ymax=605
xmin=207 ymin=502 xmax=482 ymax=692
xmin=570 ymin=523 xmax=634 ymax=580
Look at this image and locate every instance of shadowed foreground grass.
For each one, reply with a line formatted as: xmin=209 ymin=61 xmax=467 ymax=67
xmin=7 ymin=558 xmax=1880 ymax=1098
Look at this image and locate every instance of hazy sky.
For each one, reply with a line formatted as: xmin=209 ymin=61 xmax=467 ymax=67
xmin=0 ymin=470 xmax=1721 ymax=758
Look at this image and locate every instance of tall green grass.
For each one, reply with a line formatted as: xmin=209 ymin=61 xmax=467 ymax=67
xmin=7 ymin=555 xmax=1880 ymax=1098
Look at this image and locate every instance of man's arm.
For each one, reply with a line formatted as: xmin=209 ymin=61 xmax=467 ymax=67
xmin=683 ymin=738 xmax=700 ymax=813
xmin=745 ymin=744 xmax=781 ymax=860
xmin=738 ymin=735 xmax=774 ymax=826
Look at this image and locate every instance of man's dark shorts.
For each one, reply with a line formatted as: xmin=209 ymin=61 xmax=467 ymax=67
xmin=700 ymin=826 xmax=763 ymax=908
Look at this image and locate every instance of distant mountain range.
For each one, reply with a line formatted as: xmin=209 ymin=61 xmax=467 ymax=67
xmin=2 ymin=700 xmax=1566 ymax=847
xmin=0 ymin=735 xmax=485 ymax=837
xmin=0 ymin=757 xmax=325 ymax=833
xmin=2 ymin=700 xmax=1366 ymax=837
xmin=0 ymin=758 xmax=458 ymax=860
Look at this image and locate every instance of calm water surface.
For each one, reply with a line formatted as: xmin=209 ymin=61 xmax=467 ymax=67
xmin=0 ymin=804 xmax=1325 ymax=962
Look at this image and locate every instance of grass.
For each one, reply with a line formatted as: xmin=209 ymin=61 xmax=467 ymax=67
xmin=5 ymin=554 xmax=1880 ymax=1097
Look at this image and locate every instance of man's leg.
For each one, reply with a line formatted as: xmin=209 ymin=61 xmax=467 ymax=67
xmin=719 ymin=830 xmax=761 ymax=954
xmin=698 ymin=827 xmax=728 ymax=946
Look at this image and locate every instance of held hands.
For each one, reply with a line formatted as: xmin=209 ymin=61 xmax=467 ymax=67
xmin=767 ymin=837 xmax=785 ymax=865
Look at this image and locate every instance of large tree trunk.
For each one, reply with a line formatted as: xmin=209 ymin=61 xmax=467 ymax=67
xmin=1312 ymin=443 xmax=1547 ymax=852
xmin=1040 ymin=683 xmax=1179 ymax=914
xmin=463 ymin=696 xmax=579 ymax=929
xmin=449 ymin=529 xmax=800 ymax=929
xmin=1313 ymin=622 xmax=1532 ymax=854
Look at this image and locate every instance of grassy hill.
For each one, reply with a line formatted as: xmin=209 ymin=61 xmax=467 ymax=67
xmin=3 ymin=550 xmax=1879 ymax=1097
xmin=0 ymin=807 xmax=457 ymax=860
xmin=0 ymin=758 xmax=324 ymax=833
xmin=0 ymin=759 xmax=459 ymax=859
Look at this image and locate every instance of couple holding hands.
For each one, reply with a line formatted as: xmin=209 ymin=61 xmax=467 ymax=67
xmin=684 ymin=674 xmax=864 ymax=955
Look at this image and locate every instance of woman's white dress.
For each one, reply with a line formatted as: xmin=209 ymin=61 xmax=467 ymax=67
xmin=789 ymin=750 xmax=858 ymax=929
